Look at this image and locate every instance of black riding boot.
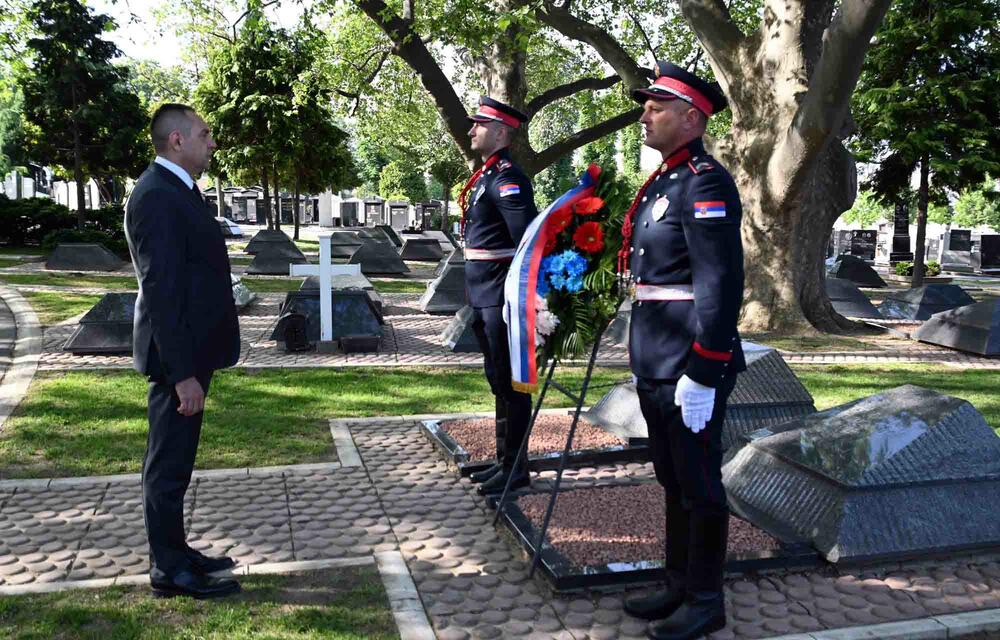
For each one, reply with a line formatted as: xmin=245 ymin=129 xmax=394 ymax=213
xmin=647 ymin=511 xmax=728 ymax=640
xmin=625 ymin=499 xmax=688 ymax=620
xmin=470 ymin=397 xmax=506 ymax=483
xmin=478 ymin=395 xmax=530 ymax=495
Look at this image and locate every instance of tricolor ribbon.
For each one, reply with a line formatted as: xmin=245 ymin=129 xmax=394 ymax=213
xmin=504 ymin=164 xmax=601 ymax=393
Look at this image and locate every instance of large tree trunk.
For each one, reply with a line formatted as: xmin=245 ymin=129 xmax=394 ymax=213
xmin=261 ymin=168 xmax=273 ymax=230
xmin=293 ymin=171 xmax=301 ymax=241
xmin=912 ymin=153 xmax=930 ymax=287
xmin=273 ymin=165 xmax=282 ymax=232
xmin=71 ymin=85 xmax=86 ymax=228
xmin=441 ymin=182 xmax=451 ymax=232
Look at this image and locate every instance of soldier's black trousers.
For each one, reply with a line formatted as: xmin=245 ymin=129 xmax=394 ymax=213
xmin=635 ymin=375 xmax=737 ymax=515
xmin=143 ymin=371 xmax=213 ymax=575
xmin=471 ymin=305 xmax=532 ymax=456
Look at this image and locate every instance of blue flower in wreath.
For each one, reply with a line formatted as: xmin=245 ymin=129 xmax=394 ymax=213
xmin=538 ymin=250 xmax=588 ymax=295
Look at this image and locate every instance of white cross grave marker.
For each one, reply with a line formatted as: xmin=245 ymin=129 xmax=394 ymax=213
xmin=288 ymin=232 xmax=362 ymax=343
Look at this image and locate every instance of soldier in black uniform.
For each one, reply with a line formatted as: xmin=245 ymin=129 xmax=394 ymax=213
xmin=618 ymin=63 xmax=745 ymax=640
xmin=459 ymin=97 xmax=538 ymax=495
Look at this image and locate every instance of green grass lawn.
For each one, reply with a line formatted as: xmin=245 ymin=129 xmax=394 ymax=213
xmin=0 ymin=366 xmax=629 ymax=478
xmin=0 ymin=566 xmax=398 ymax=640
xmin=21 ymin=291 xmax=103 ymax=325
xmin=792 ymin=364 xmax=1000 ymax=431
xmin=0 ymin=258 xmax=27 ymax=269
xmin=0 ymin=246 xmax=45 ymax=256
xmin=746 ymin=333 xmax=877 ymax=352
xmin=370 ymin=279 xmax=427 ymax=293
xmin=242 ymin=276 xmax=305 ymax=293
xmin=0 ymin=273 xmax=137 ymax=289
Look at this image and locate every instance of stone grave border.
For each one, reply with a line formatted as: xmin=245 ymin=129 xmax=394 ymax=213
xmin=0 ymin=285 xmax=42 ymax=432
xmin=485 ymin=489 xmax=821 ymax=593
xmin=421 ymin=411 xmax=650 ymax=477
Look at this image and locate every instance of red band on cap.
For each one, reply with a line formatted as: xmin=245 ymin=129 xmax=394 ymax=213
xmin=476 ymin=105 xmax=521 ymax=128
xmin=652 ymin=76 xmax=714 ymax=116
xmin=693 ymin=341 xmax=732 ymax=361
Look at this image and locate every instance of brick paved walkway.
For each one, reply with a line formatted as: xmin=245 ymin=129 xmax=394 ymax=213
xmin=2 ymin=416 xmax=1000 ymax=639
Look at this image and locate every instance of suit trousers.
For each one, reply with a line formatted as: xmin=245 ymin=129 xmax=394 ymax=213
xmin=143 ymin=370 xmax=213 ymax=574
xmin=635 ymin=375 xmax=737 ymax=515
xmin=470 ymin=305 xmax=532 ymax=456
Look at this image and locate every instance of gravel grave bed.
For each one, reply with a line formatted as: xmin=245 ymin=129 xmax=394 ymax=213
xmin=441 ymin=414 xmax=625 ymax=461
xmin=517 ymin=484 xmax=780 ymax=567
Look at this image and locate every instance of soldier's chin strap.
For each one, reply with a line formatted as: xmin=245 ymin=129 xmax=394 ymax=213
xmin=458 ymin=150 xmax=504 ymax=238
xmin=616 ymin=147 xmax=692 ymax=278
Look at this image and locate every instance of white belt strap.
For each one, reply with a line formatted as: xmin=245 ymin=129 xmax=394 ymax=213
xmin=633 ymin=283 xmax=695 ymax=301
xmin=465 ymin=247 xmax=516 ymax=261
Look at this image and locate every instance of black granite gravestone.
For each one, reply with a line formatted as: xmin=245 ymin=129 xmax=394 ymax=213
xmin=912 ymin=299 xmax=1000 ymax=356
xmin=827 ymin=254 xmax=887 ymax=288
xmin=440 ymin=306 xmax=481 ymax=352
xmin=328 ymin=231 xmax=365 ymax=259
xmin=849 ymin=230 xmax=877 ymax=262
xmin=375 ymin=225 xmax=403 ymax=248
xmin=300 ymin=274 xmax=384 ymax=314
xmin=348 ymin=241 xmax=410 ymax=275
xmin=244 ymin=229 xmax=293 ymax=254
xmin=46 ymin=243 xmax=124 ymax=272
xmin=605 ymin=299 xmax=631 ymax=345
xmin=826 ymin=278 xmax=882 ymax=319
xmin=63 ymin=292 xmax=136 ymax=354
xmin=419 ymin=263 xmax=466 ymax=314
xmin=889 ymin=203 xmax=914 ymax=263
xmin=217 ymin=219 xmax=239 ymax=238
xmin=877 ymin=284 xmax=975 ymax=320
xmin=980 ymin=235 xmax=1000 ymax=272
xmin=723 ymin=385 xmax=1000 ymax=563
xmin=246 ymin=244 xmax=309 ymax=275
xmin=584 ymin=342 xmax=816 ymax=451
xmin=423 ymin=230 xmax=458 ymax=251
xmin=400 ymin=238 xmax=445 ymax=261
xmin=270 ymin=289 xmax=384 ymax=346
xmin=942 ymin=229 xmax=974 ymax=272
xmin=434 ymin=249 xmax=464 ymax=277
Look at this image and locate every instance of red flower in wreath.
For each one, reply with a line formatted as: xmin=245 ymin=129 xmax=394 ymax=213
xmin=573 ymin=221 xmax=604 ymax=254
xmin=573 ymin=196 xmax=605 ymax=216
xmin=547 ymin=207 xmax=573 ymax=234
xmin=543 ymin=234 xmax=558 ymax=255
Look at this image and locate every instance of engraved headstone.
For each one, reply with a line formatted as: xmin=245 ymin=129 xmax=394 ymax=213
xmin=827 ymin=254 xmax=887 ymax=288
xmin=584 ymin=342 xmax=816 ymax=450
xmin=348 ymin=241 xmax=410 ymax=275
xmin=980 ymin=235 xmax=1000 ymax=273
xmin=363 ymin=197 xmax=386 ymax=226
xmin=400 ymin=237 xmax=445 ymax=261
xmin=942 ymin=229 xmax=974 ymax=272
xmin=63 ymin=292 xmax=136 ymax=354
xmin=723 ymin=385 xmax=1000 ymax=563
xmin=850 ymin=230 xmax=877 ymax=262
xmin=877 ymin=284 xmax=975 ymax=320
xmin=889 ymin=203 xmax=914 ymax=263
xmin=912 ymin=299 xmax=1000 ymax=356
xmin=419 ymin=263 xmax=466 ymax=314
xmin=46 ymin=243 xmax=124 ymax=272
xmin=826 ymin=277 xmax=882 ymax=319
xmin=441 ymin=306 xmax=481 ymax=352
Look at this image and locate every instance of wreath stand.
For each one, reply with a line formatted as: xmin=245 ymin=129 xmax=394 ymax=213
xmin=491 ymin=322 xmax=622 ymax=577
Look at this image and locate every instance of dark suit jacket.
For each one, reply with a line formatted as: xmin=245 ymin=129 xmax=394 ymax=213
xmin=125 ymin=162 xmax=240 ymax=384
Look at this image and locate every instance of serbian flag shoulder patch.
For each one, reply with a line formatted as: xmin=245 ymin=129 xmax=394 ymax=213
xmin=498 ymin=183 xmax=521 ymax=198
xmin=694 ymin=201 xmax=726 ymax=219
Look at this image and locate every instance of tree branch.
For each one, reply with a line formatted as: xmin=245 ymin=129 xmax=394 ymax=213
xmin=535 ymin=1 xmax=648 ymax=89
xmin=526 ymin=107 xmax=642 ymax=175
xmin=354 ymin=0 xmax=475 ymax=164
xmin=678 ymin=0 xmax=746 ymax=85
xmin=626 ymin=8 xmax=657 ymax=60
xmin=769 ymin=0 xmax=892 ymax=201
xmin=526 ymin=74 xmax=621 ymax=116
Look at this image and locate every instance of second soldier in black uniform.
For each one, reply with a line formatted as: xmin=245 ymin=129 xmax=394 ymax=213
xmin=619 ymin=64 xmax=745 ymax=640
xmin=460 ymin=97 xmax=538 ymax=495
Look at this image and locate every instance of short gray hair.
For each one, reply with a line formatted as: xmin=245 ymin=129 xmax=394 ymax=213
xmin=150 ymin=103 xmax=196 ymax=152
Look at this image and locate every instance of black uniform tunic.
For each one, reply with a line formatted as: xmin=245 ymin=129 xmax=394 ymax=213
xmin=627 ymin=137 xmax=745 ymax=513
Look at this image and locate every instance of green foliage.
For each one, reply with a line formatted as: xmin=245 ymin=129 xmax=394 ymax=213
xmin=894 ymin=260 xmax=941 ymax=277
xmin=840 ymin=189 xmax=891 ymax=227
xmin=378 ymin=160 xmax=427 ymax=202
xmin=18 ymin=0 xmax=148 ymax=216
xmin=953 ymin=177 xmax=1000 ymax=231
xmin=0 ymin=193 xmax=126 ymax=254
xmin=0 ymin=72 xmax=25 ymax=176
xmin=125 ymin=58 xmax=192 ymax=109
xmin=852 ymin=0 xmax=1000 ymax=201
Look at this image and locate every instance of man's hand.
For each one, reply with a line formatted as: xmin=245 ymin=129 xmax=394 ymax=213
xmin=674 ymin=375 xmax=716 ymax=433
xmin=175 ymin=377 xmax=205 ymax=416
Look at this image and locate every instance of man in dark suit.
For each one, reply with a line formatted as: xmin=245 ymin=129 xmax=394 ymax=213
xmin=125 ymin=103 xmax=241 ymax=599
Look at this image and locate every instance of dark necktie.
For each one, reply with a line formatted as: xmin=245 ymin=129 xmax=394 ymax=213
xmin=192 ymin=183 xmax=204 ymax=202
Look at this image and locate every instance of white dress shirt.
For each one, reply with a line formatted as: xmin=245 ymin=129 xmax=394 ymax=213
xmin=154 ymin=156 xmax=194 ymax=190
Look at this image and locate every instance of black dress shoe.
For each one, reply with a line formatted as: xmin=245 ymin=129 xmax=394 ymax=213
xmin=150 ymin=569 xmax=241 ymax=600
xmin=187 ymin=549 xmax=236 ymax=574
xmin=646 ymin=593 xmax=726 ymax=640
xmin=624 ymin=584 xmax=685 ymax=621
xmin=476 ymin=468 xmax=529 ymax=495
xmin=470 ymin=463 xmax=502 ymax=484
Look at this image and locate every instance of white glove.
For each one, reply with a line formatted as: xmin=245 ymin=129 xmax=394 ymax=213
xmin=674 ymin=374 xmax=716 ymax=433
